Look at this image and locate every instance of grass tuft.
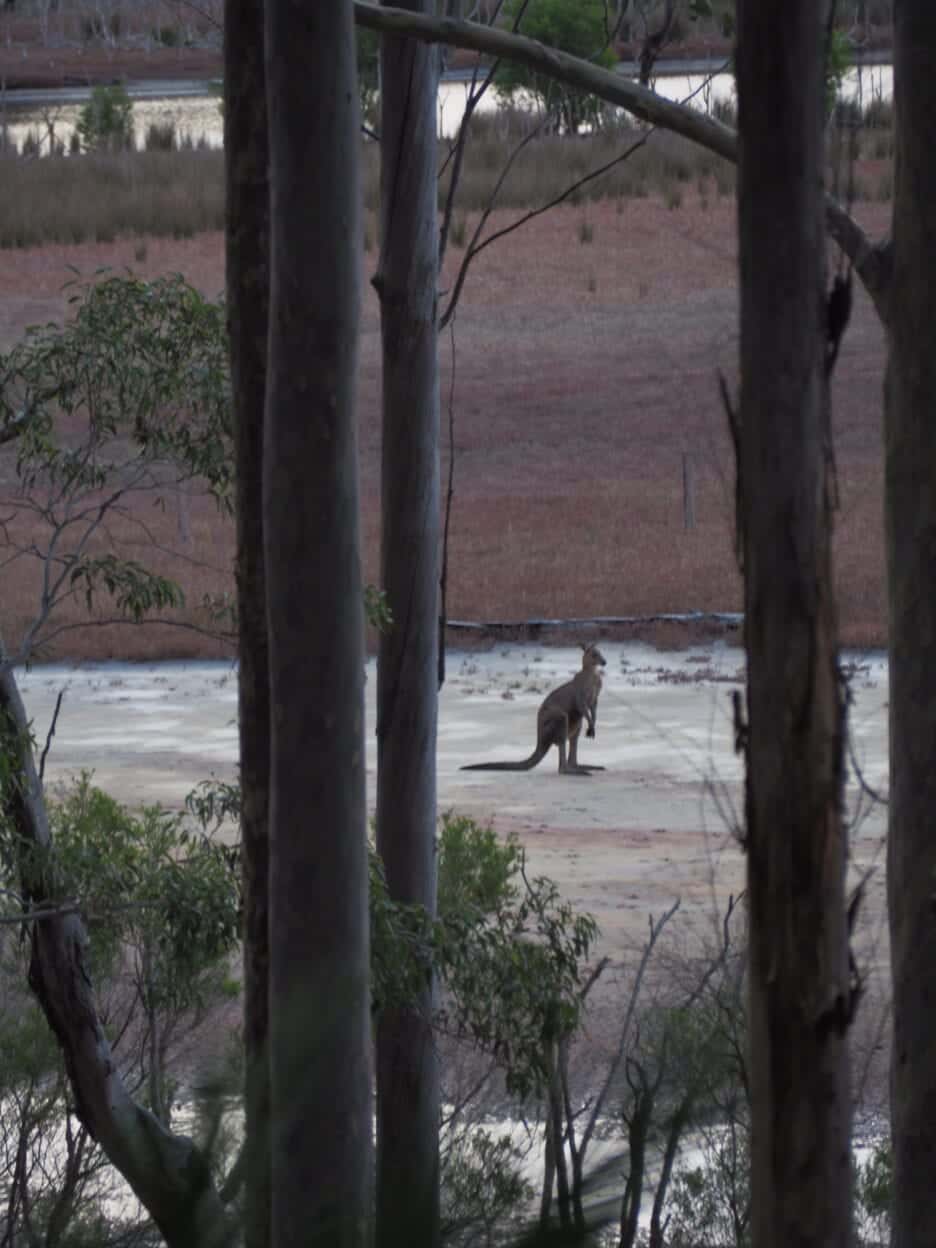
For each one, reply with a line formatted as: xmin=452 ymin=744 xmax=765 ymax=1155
xmin=0 ymin=148 xmax=224 ymax=249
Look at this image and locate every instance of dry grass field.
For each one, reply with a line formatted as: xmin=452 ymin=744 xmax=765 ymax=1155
xmin=0 ymin=190 xmax=892 ymax=661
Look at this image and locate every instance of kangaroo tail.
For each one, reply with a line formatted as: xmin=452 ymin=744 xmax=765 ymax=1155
xmin=461 ymin=742 xmax=549 ymax=772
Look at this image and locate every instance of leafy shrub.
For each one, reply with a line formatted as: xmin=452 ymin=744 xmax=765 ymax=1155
xmin=50 ymin=774 xmax=241 ymax=1001
xmin=855 ymin=1139 xmax=893 ymax=1246
xmin=441 ymin=1127 xmax=534 ymax=1246
xmin=151 ymin=23 xmax=183 ymax=47
xmin=712 ymin=95 xmax=737 ymax=128
xmin=76 ymin=85 xmax=134 ymax=153
xmin=145 ymin=120 xmax=177 ymax=151
xmin=495 ymin=0 xmax=617 ymax=134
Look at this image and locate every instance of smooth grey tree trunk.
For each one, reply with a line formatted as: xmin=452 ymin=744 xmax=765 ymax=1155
xmin=736 ymin=2 xmax=852 ymax=1245
xmin=263 ymin=3 xmax=372 ymax=1244
xmin=223 ymin=0 xmax=270 ymax=1240
xmin=374 ymin=3 xmax=441 ymax=1246
xmin=887 ymin=6 xmax=936 ymax=1246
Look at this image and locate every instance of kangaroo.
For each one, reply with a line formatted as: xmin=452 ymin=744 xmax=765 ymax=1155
xmin=461 ymin=643 xmax=607 ymax=776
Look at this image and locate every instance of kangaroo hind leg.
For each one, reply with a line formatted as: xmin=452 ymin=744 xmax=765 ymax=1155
xmin=567 ymin=717 xmax=602 ymax=774
xmin=559 ymin=716 xmax=592 ymax=777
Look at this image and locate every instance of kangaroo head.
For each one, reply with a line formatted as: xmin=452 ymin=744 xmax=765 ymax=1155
xmin=580 ymin=643 xmax=607 ymax=670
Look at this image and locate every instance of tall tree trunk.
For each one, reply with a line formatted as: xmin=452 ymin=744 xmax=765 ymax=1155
xmin=886 ymin=6 xmax=936 ymax=1246
xmin=374 ymin=3 xmax=442 ymax=1247
xmin=224 ymin=0 xmax=270 ymax=1239
xmin=736 ymin=2 xmax=851 ymax=1246
xmin=618 ymin=1083 xmax=653 ymax=1248
xmin=263 ymin=4 xmax=372 ymax=1244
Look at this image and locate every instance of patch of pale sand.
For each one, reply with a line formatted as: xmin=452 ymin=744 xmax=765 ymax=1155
xmin=14 ymin=642 xmax=893 ymax=1094
xmin=17 ymin=642 xmax=889 ymax=993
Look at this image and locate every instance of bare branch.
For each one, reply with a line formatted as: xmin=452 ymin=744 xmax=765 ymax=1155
xmin=0 ymin=897 xmax=165 ymax=927
xmin=442 ymin=125 xmax=652 ymax=328
xmin=32 ymin=615 xmax=234 ymax=656
xmin=680 ymin=891 xmax=741 ymax=1012
xmin=578 ymin=898 xmax=680 ymax=1162
xmin=353 ymin=3 xmax=892 ymax=315
xmin=38 ymin=689 xmax=64 ymax=782
xmin=354 ymin=3 xmax=737 ymax=156
xmin=438 ymin=0 xmax=530 ymax=269
xmin=440 ymin=111 xmax=552 ymax=328
xmin=164 ymin=0 xmax=222 ymax=33
xmin=438 ymin=318 xmax=458 ymax=689
xmin=439 ymin=1058 xmax=498 ymax=1130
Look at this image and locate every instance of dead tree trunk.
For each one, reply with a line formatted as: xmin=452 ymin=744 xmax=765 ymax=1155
xmin=223 ymin=0 xmax=270 ymax=1238
xmin=886 ymin=6 xmax=936 ymax=1245
xmin=263 ymin=3 xmax=373 ymax=1243
xmin=736 ymin=1 xmax=851 ymax=1245
xmin=374 ymin=3 xmax=442 ymax=1247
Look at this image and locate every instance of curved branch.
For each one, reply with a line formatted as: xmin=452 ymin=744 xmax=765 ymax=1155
xmin=824 ymin=197 xmax=892 ymax=323
xmin=355 ymin=2 xmax=737 ymax=158
xmin=353 ymin=2 xmax=893 ymax=318
xmin=0 ymin=662 xmax=231 ymax=1248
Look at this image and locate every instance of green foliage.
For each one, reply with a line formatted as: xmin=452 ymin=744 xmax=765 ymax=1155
xmin=495 ymin=0 xmax=617 ymax=134
xmin=145 ymin=120 xmax=178 ymax=151
xmin=51 ymin=773 xmax=241 ymax=1017
xmin=4 ymin=272 xmax=231 ymax=502
xmin=0 ymin=972 xmax=130 ymax=1247
xmin=151 ymin=23 xmax=183 ymax=47
xmin=185 ymin=793 xmax=598 ymax=1100
xmin=0 ymin=273 xmax=232 ymax=658
xmin=369 ymin=846 xmax=436 ymax=1014
xmin=855 ymin=1139 xmax=892 ymax=1246
xmin=69 ymin=554 xmax=185 ymax=623
xmin=441 ymin=1127 xmax=534 ymax=1246
xmin=0 ymin=773 xmax=240 ymax=1241
xmin=0 ymin=988 xmax=61 ymax=1087
xmin=364 ymin=583 xmax=394 ymax=632
xmin=0 ymin=271 xmax=390 ymax=653
xmin=357 ymin=26 xmax=381 ymax=130
xmin=186 ymin=775 xmax=242 ymax=833
xmin=437 ymin=811 xmax=522 ymax=920
xmin=667 ymin=1131 xmax=751 ymax=1248
xmin=826 ymin=29 xmax=853 ymax=116
xmin=187 ymin=791 xmax=598 ymax=1105
xmin=688 ymin=0 xmax=735 ymax=38
xmin=435 ymin=814 xmax=598 ymax=1098
xmin=76 ymin=85 xmax=134 ymax=153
